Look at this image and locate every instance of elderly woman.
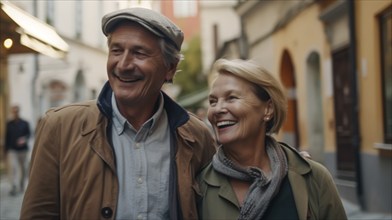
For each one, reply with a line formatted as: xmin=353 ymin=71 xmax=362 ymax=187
xmin=197 ymin=59 xmax=347 ymax=220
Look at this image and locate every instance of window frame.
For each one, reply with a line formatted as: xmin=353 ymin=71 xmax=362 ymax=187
xmin=379 ymin=5 xmax=392 ymax=144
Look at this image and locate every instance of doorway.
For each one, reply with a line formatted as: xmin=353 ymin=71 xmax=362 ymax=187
xmin=332 ymin=46 xmax=358 ymax=181
xmin=280 ymin=50 xmax=300 ymax=149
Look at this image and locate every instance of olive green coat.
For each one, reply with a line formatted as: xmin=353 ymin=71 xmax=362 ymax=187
xmin=198 ymin=144 xmax=348 ymax=220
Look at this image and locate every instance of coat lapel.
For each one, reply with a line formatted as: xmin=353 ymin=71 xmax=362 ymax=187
xmin=82 ymin=110 xmax=116 ymax=173
xmin=282 ymin=144 xmax=312 ymax=220
xmin=288 ymin=170 xmax=309 ymax=220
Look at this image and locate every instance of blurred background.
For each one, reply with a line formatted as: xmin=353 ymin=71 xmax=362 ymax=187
xmin=0 ymin=0 xmax=391 ymax=216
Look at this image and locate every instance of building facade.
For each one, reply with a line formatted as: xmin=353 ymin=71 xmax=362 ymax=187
xmin=0 ymin=0 xmax=159 ymax=168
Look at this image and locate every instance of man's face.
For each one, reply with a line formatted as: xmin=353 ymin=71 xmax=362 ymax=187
xmin=11 ymin=106 xmax=19 ymax=119
xmin=107 ymin=22 xmax=175 ymax=108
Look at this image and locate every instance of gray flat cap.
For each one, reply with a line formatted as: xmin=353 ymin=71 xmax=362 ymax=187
xmin=102 ymin=7 xmax=184 ymax=51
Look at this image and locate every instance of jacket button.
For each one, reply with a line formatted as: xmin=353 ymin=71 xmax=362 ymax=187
xmin=101 ymin=207 xmax=113 ymax=218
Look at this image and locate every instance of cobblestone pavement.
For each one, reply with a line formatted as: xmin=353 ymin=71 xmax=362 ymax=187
xmin=0 ymin=175 xmax=391 ymax=220
xmin=342 ymin=198 xmax=392 ymax=220
xmin=0 ymin=177 xmax=23 ymax=220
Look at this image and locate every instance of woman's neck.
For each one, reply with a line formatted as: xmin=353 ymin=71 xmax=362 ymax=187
xmin=223 ymin=137 xmax=271 ymax=173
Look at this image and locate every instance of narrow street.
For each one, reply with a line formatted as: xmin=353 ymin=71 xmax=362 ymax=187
xmin=0 ymin=177 xmax=23 ymax=220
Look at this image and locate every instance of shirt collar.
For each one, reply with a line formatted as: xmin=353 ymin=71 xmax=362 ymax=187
xmin=111 ymin=92 xmax=165 ymax=136
xmin=111 ymin=93 xmax=127 ymax=135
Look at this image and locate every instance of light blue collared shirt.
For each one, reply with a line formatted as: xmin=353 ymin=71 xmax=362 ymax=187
xmin=111 ymin=93 xmax=171 ymax=220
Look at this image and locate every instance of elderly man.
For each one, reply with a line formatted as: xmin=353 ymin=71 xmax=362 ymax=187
xmin=21 ymin=8 xmax=216 ymax=220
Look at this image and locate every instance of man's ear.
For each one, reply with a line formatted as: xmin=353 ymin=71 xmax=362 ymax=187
xmin=165 ymin=61 xmax=178 ymax=82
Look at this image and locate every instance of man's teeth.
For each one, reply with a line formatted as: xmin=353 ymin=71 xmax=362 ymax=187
xmin=217 ymin=121 xmax=236 ymax=127
xmin=118 ymin=76 xmax=138 ymax=82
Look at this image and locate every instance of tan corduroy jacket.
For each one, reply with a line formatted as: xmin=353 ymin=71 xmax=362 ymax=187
xmin=21 ymin=85 xmax=217 ymax=220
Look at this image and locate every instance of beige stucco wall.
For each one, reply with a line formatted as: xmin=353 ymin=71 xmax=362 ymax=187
xmin=356 ymin=1 xmax=390 ymax=154
xmin=246 ymin=1 xmax=391 ymax=154
xmin=247 ymin=3 xmax=337 ymax=152
xmin=274 ymin=4 xmax=335 ymax=152
xmin=245 ymin=2 xmax=335 ymax=151
xmin=200 ymin=0 xmax=241 ymax=74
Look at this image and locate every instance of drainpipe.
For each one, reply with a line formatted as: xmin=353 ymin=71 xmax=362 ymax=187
xmin=239 ymin=19 xmax=248 ymax=59
xmin=347 ymin=0 xmax=365 ymax=210
xmin=32 ymin=0 xmax=39 ymax=129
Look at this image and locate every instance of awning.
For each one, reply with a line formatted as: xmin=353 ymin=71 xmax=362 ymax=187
xmin=0 ymin=1 xmax=68 ymax=59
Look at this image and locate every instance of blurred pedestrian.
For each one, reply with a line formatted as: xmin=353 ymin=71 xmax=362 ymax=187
xmin=20 ymin=7 xmax=216 ymax=220
xmin=5 ymin=105 xmax=30 ymax=196
xmin=198 ymin=59 xmax=347 ymax=220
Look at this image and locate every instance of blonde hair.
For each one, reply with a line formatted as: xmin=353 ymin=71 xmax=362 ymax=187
xmin=210 ymin=59 xmax=287 ymax=134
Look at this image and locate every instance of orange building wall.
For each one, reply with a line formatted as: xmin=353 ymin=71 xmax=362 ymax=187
xmin=160 ymin=0 xmax=200 ymax=43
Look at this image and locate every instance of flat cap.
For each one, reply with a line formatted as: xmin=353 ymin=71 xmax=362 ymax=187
xmin=102 ymin=7 xmax=184 ymax=51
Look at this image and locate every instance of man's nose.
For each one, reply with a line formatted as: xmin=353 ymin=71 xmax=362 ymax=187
xmin=117 ymin=52 xmax=135 ymax=71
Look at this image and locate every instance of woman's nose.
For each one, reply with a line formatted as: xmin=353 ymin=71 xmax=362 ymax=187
xmin=214 ymin=100 xmax=228 ymax=114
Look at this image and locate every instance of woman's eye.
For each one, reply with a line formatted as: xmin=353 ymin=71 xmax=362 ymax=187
xmin=209 ymin=99 xmax=217 ymax=106
xmin=228 ymin=96 xmax=237 ymax=101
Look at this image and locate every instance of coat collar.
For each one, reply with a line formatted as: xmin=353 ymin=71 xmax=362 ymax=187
xmin=280 ymin=142 xmax=311 ymax=175
xmin=201 ymin=141 xmax=313 ymax=213
xmin=96 ymin=81 xmax=190 ymax=130
xmin=202 ymin=141 xmax=312 ymax=186
xmin=202 ymin=163 xmax=239 ymax=208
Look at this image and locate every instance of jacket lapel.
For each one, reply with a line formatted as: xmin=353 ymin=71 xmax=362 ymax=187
xmin=282 ymin=144 xmax=311 ymax=220
xmin=81 ymin=109 xmax=117 ymax=173
xmin=288 ymin=170 xmax=309 ymax=220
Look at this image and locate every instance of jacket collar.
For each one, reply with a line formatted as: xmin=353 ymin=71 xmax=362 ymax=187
xmin=97 ymin=81 xmax=113 ymax=119
xmin=96 ymin=81 xmax=190 ymax=130
xmin=203 ymin=141 xmax=312 ymax=186
xmin=201 ymin=141 xmax=312 ymax=212
xmin=280 ymin=142 xmax=311 ymax=175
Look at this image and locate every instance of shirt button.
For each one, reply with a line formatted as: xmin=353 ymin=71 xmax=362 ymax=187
xmin=137 ymin=214 xmax=143 ymax=220
xmin=137 ymin=177 xmax=143 ymax=184
xmin=101 ymin=207 xmax=113 ymax=218
xmin=135 ymin=143 xmax=140 ymax=148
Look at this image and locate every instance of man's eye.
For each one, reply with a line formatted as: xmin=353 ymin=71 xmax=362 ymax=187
xmin=110 ymin=48 xmax=121 ymax=54
xmin=134 ymin=51 xmax=148 ymax=58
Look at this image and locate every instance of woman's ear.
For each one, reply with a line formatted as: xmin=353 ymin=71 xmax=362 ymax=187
xmin=264 ymin=100 xmax=274 ymax=121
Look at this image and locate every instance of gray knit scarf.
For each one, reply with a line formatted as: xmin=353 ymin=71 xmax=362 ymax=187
xmin=212 ymin=136 xmax=288 ymax=220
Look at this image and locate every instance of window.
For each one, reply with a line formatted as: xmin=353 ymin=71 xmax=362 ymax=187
xmin=45 ymin=0 xmax=54 ymax=25
xmin=380 ymin=6 xmax=392 ymax=143
xmin=173 ymin=0 xmax=197 ymax=18
xmin=75 ymin=0 xmax=82 ymax=39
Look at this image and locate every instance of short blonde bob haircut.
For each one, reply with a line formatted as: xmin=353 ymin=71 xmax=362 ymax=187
xmin=210 ymin=59 xmax=287 ymax=134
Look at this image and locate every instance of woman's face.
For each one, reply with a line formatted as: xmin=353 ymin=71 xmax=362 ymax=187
xmin=208 ymin=72 xmax=270 ymax=146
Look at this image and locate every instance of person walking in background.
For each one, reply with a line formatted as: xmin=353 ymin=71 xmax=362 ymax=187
xmin=198 ymin=59 xmax=347 ymax=220
xmin=5 ymin=105 xmax=30 ymax=196
xmin=20 ymin=7 xmax=216 ymax=220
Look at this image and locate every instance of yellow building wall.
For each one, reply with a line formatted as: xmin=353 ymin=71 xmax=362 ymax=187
xmin=246 ymin=1 xmax=390 ymax=155
xmin=271 ymin=4 xmax=337 ymax=152
xmin=356 ymin=1 xmax=390 ymax=154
